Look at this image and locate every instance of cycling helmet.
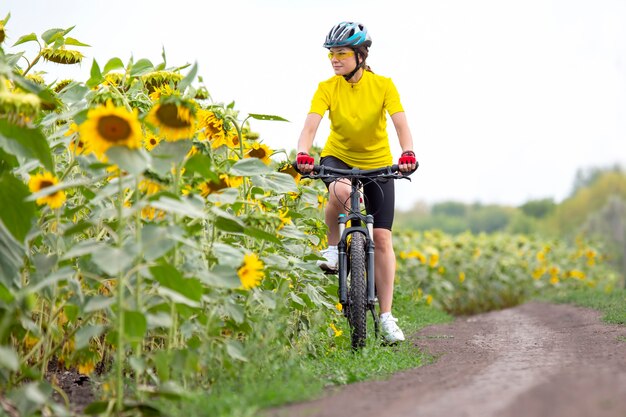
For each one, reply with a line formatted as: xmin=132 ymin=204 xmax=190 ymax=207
xmin=323 ymin=22 xmax=372 ymax=49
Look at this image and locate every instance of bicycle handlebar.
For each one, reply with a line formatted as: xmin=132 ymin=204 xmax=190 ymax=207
xmin=293 ymin=162 xmax=418 ymax=180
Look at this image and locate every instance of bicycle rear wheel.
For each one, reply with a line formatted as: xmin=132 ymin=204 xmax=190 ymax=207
xmin=347 ymin=232 xmax=367 ymax=349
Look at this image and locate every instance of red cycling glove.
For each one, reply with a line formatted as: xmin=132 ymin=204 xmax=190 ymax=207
xmin=296 ymin=152 xmax=314 ymax=166
xmin=398 ymin=150 xmax=416 ymax=165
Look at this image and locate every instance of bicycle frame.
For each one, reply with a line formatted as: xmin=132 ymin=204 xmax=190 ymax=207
xmin=336 ymin=174 xmax=376 ymax=308
xmin=295 ymin=163 xmax=416 ymax=347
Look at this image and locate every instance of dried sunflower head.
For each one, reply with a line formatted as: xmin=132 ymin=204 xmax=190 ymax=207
xmin=142 ymin=71 xmax=183 ymax=94
xmin=42 ymin=47 xmax=84 ymax=65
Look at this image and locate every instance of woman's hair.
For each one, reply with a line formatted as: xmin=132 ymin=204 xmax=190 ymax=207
xmin=355 ymin=46 xmax=374 ymax=73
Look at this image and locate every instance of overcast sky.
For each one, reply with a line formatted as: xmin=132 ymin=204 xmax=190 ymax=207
xmin=4 ymin=0 xmax=626 ymax=210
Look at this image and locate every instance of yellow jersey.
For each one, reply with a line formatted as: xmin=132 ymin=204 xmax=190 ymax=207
xmin=309 ymin=70 xmax=404 ymax=169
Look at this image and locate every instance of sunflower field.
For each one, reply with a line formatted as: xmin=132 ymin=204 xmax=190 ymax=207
xmin=0 ymin=16 xmax=620 ymax=417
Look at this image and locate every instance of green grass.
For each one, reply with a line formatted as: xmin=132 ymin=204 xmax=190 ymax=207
xmin=538 ymin=287 xmax=626 ymax=325
xmin=158 ymin=294 xmax=451 ymax=417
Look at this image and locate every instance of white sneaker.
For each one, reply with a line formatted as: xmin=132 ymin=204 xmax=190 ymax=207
xmin=380 ymin=314 xmax=405 ymax=343
xmin=316 ymin=247 xmax=338 ymax=272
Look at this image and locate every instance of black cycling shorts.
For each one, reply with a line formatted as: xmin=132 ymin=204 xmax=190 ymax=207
xmin=319 ymin=155 xmax=395 ymax=231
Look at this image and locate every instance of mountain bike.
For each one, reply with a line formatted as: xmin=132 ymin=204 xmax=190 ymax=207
xmin=298 ymin=163 xmax=416 ymax=349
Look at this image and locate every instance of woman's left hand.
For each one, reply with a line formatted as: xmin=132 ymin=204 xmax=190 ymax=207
xmin=398 ymin=150 xmax=417 ymax=173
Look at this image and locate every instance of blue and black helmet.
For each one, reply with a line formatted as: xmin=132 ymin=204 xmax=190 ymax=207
xmin=323 ymin=22 xmax=372 ymax=49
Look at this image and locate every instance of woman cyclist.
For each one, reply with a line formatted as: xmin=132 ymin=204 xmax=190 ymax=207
xmin=295 ymin=21 xmax=417 ymax=344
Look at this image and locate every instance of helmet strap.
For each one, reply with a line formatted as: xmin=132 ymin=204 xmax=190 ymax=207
xmin=343 ymin=50 xmax=364 ymax=82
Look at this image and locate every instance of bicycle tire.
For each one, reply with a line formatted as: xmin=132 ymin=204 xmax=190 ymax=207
xmin=347 ymin=232 xmax=367 ymax=349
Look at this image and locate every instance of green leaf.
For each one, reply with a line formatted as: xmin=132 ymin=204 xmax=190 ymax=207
xmin=0 ymin=119 xmax=53 ymax=171
xmin=248 ymin=113 xmax=289 ymax=122
xmin=0 ymin=220 xmax=24 ymax=286
xmin=183 ymin=153 xmax=212 ymax=177
xmin=229 ymin=158 xmax=272 ymax=176
xmin=91 ymin=244 xmax=138 ymax=276
xmin=177 ymin=62 xmax=197 ymax=93
xmin=41 ymin=27 xmax=72 ymax=44
xmin=12 ymin=33 xmax=37 ymax=47
xmin=149 ymin=264 xmax=203 ymax=302
xmin=223 ymin=302 xmax=244 ymax=324
xmin=83 ymin=401 xmax=109 ymax=415
xmin=225 ymin=340 xmax=248 ymax=362
xmin=64 ymin=37 xmax=90 ymax=47
xmin=75 ymin=325 xmax=105 ymax=350
xmin=103 ymin=57 xmax=125 ymax=74
xmin=198 ymin=266 xmax=241 ymax=289
xmin=150 ymin=195 xmax=206 ymax=219
xmin=123 ymin=310 xmax=147 ymax=342
xmin=251 ymin=172 xmax=298 ymax=193
xmin=150 ymin=140 xmax=192 ymax=176
xmin=106 ymin=146 xmax=150 ymax=176
xmin=244 ymin=226 xmax=282 ymax=245
xmin=0 ymin=345 xmax=19 ymax=371
xmin=0 ymin=172 xmax=35 ymax=242
xmin=211 ymin=207 xmax=245 ymax=233
xmin=86 ymin=59 xmax=104 ymax=88
xmin=130 ymin=58 xmax=154 ymax=77
xmin=141 ymin=225 xmax=175 ymax=261
xmin=84 ymin=296 xmax=114 ymax=313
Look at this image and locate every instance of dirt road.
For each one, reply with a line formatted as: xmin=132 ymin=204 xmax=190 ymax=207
xmin=266 ymin=301 xmax=626 ymax=417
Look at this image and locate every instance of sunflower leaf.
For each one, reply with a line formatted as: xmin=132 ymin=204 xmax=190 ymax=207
xmin=229 ymin=158 xmax=272 ymax=176
xmin=86 ymin=59 xmax=104 ymax=88
xmin=103 ymin=57 xmax=124 ymax=74
xmin=248 ymin=113 xmax=289 ymax=122
xmin=177 ymin=62 xmax=197 ymax=93
xmin=0 ymin=172 xmax=35 ymax=243
xmin=41 ymin=27 xmax=71 ymax=45
xmin=12 ymin=33 xmax=37 ymax=47
xmin=106 ymin=146 xmax=150 ymax=176
xmin=0 ymin=220 xmax=24 ymax=285
xmin=64 ymin=37 xmax=90 ymax=47
xmin=130 ymin=58 xmax=154 ymax=77
xmin=0 ymin=119 xmax=53 ymax=171
xmin=251 ymin=172 xmax=298 ymax=193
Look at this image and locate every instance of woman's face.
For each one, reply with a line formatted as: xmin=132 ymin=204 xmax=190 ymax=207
xmin=328 ymin=47 xmax=357 ymax=76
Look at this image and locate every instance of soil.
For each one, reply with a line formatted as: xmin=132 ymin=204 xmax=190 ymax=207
xmin=265 ymin=301 xmax=626 ymax=417
xmin=3 ymin=301 xmax=623 ymax=417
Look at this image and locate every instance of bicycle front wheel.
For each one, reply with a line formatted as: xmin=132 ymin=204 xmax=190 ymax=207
xmin=347 ymin=232 xmax=367 ymax=349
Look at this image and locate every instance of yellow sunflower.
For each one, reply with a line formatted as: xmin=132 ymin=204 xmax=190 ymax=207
xmin=79 ymin=101 xmax=143 ymax=159
xmin=143 ymin=132 xmax=161 ymax=151
xmin=28 ymin=172 xmax=66 ymax=209
xmin=199 ymin=174 xmax=229 ymax=197
xmin=146 ymin=101 xmax=195 ymax=141
xmin=238 ymin=253 xmax=264 ymax=290
xmin=279 ymin=161 xmax=301 ymax=183
xmin=245 ymin=142 xmax=273 ymax=165
xmin=197 ymin=109 xmax=225 ymax=144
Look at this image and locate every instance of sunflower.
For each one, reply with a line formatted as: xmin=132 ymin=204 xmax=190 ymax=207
xmin=28 ymin=172 xmax=66 ymax=209
xmin=238 ymin=253 xmax=264 ymax=290
xmin=79 ymin=101 xmax=143 ymax=159
xmin=149 ymin=84 xmax=179 ymax=101
xmin=279 ymin=161 xmax=301 ymax=183
xmin=143 ymin=132 xmax=161 ymax=151
xmin=147 ymin=100 xmax=195 ymax=141
xmin=197 ymin=109 xmax=225 ymax=144
xmin=199 ymin=174 xmax=229 ymax=197
xmin=41 ymin=47 xmax=84 ymax=65
xmin=245 ymin=142 xmax=273 ymax=165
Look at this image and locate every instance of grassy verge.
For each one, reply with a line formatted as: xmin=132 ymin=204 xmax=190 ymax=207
xmin=538 ymin=287 xmax=626 ymax=325
xmin=159 ymin=292 xmax=452 ymax=417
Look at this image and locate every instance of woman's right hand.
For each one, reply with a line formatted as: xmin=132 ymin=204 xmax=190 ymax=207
xmin=296 ymin=152 xmax=315 ymax=173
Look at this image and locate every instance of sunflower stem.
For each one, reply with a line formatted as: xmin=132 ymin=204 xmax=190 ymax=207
xmin=115 ymin=172 xmax=126 ymax=413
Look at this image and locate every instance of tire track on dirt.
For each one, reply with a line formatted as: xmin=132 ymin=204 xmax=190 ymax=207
xmin=264 ymin=302 xmax=626 ymax=417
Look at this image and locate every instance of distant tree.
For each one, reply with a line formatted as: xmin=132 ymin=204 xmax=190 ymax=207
xmin=467 ymin=205 xmax=513 ymax=234
xmin=570 ymin=164 xmax=624 ymax=197
xmin=431 ymin=201 xmax=467 ymax=217
xmin=519 ymin=198 xmax=555 ymax=218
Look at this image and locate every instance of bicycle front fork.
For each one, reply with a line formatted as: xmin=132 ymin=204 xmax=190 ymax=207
xmin=337 ymin=213 xmax=376 ymax=306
